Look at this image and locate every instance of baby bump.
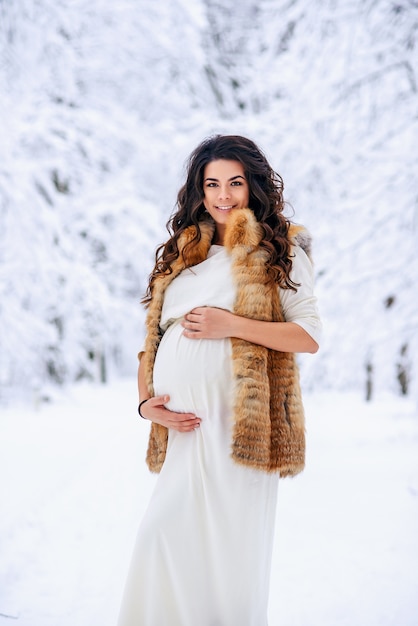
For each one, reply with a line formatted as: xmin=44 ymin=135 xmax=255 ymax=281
xmin=153 ymin=320 xmax=233 ymax=415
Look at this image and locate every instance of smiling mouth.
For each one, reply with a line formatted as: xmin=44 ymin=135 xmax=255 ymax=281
xmin=215 ymin=205 xmax=234 ymax=211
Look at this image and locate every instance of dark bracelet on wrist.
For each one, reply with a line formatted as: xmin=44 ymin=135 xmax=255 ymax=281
xmin=138 ymin=399 xmax=150 ymax=419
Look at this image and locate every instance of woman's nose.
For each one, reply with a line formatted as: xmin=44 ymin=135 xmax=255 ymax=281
xmin=218 ymin=186 xmax=231 ymax=200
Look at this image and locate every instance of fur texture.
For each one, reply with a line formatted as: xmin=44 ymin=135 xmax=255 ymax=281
xmin=142 ymin=209 xmax=308 ymax=477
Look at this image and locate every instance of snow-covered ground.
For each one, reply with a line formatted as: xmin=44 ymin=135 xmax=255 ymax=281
xmin=1 ymin=381 xmax=417 ymax=625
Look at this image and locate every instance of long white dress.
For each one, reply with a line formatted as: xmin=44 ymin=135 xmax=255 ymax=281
xmin=117 ymin=245 xmax=321 ymax=626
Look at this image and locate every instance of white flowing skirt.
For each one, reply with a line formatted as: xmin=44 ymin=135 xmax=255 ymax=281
xmin=117 ymin=320 xmax=279 ymax=626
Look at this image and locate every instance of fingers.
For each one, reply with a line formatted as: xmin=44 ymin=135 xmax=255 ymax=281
xmin=185 ymin=310 xmax=203 ymax=321
xmin=149 ymin=395 xmax=197 ymax=419
xmin=181 ymin=316 xmax=201 ymax=338
xmin=183 ymin=307 xmax=212 ymax=324
xmin=168 ymin=415 xmax=201 ymax=432
xmin=182 ymin=310 xmax=207 ymax=337
xmin=162 ymin=411 xmax=201 ymax=432
xmin=142 ymin=395 xmax=201 ymax=432
xmin=147 ymin=394 xmax=170 ymax=408
xmin=182 ymin=312 xmax=203 ymax=329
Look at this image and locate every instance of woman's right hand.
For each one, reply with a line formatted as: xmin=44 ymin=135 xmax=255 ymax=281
xmin=139 ymin=395 xmax=201 ymax=432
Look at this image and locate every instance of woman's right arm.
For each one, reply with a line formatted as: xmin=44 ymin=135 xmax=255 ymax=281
xmin=137 ymin=356 xmax=201 ymax=432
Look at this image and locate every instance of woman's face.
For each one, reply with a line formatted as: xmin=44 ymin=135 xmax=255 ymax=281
xmin=202 ymin=159 xmax=250 ymax=244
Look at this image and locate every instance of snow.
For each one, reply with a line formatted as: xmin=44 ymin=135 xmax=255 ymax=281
xmin=1 ymin=380 xmax=417 ymax=625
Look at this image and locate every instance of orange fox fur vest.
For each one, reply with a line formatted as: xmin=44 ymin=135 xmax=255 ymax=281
xmin=142 ymin=208 xmax=311 ymax=477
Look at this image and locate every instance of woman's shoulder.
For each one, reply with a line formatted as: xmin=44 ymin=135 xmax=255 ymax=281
xmin=288 ymin=234 xmax=315 ymax=285
xmin=288 ymin=224 xmax=312 ymax=261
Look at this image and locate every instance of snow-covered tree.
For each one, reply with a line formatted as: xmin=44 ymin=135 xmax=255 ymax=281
xmin=0 ymin=0 xmax=417 ymax=402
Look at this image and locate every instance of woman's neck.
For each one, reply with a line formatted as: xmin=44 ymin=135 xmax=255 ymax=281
xmin=212 ymin=228 xmax=225 ymax=246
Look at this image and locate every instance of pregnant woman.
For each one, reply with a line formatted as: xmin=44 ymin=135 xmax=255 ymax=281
xmin=117 ymin=134 xmax=321 ymax=626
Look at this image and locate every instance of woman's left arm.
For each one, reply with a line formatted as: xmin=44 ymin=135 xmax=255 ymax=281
xmin=182 ymin=308 xmax=318 ymax=354
xmin=181 ymin=246 xmax=321 ymax=354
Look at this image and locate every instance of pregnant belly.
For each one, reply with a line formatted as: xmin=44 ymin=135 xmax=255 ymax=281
xmin=153 ymin=320 xmax=233 ymax=416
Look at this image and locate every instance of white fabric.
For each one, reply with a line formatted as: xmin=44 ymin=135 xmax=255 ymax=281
xmin=279 ymin=246 xmax=322 ymax=344
xmin=118 ymin=245 xmax=320 ymax=626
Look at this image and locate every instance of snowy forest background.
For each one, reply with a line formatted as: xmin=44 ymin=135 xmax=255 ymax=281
xmin=1 ymin=0 xmax=417 ymax=404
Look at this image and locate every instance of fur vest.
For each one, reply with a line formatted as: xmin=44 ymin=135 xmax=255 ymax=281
xmin=142 ymin=208 xmax=311 ymax=477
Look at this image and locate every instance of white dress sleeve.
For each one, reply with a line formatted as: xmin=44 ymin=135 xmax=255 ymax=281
xmin=279 ymin=246 xmax=322 ymax=345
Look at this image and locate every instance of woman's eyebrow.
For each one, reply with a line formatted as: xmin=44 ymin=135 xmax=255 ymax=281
xmin=204 ymin=175 xmax=246 ymax=182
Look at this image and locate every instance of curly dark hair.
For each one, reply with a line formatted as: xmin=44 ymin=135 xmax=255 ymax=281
xmin=143 ymin=134 xmax=297 ymax=305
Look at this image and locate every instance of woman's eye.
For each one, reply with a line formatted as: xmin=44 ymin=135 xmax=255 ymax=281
xmin=206 ymin=182 xmax=218 ymax=188
xmin=231 ymin=181 xmax=242 ymax=186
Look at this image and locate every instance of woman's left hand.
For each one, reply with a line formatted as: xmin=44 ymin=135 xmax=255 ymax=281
xmin=181 ymin=306 xmax=319 ymax=352
xmin=181 ymin=307 xmax=234 ymax=340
